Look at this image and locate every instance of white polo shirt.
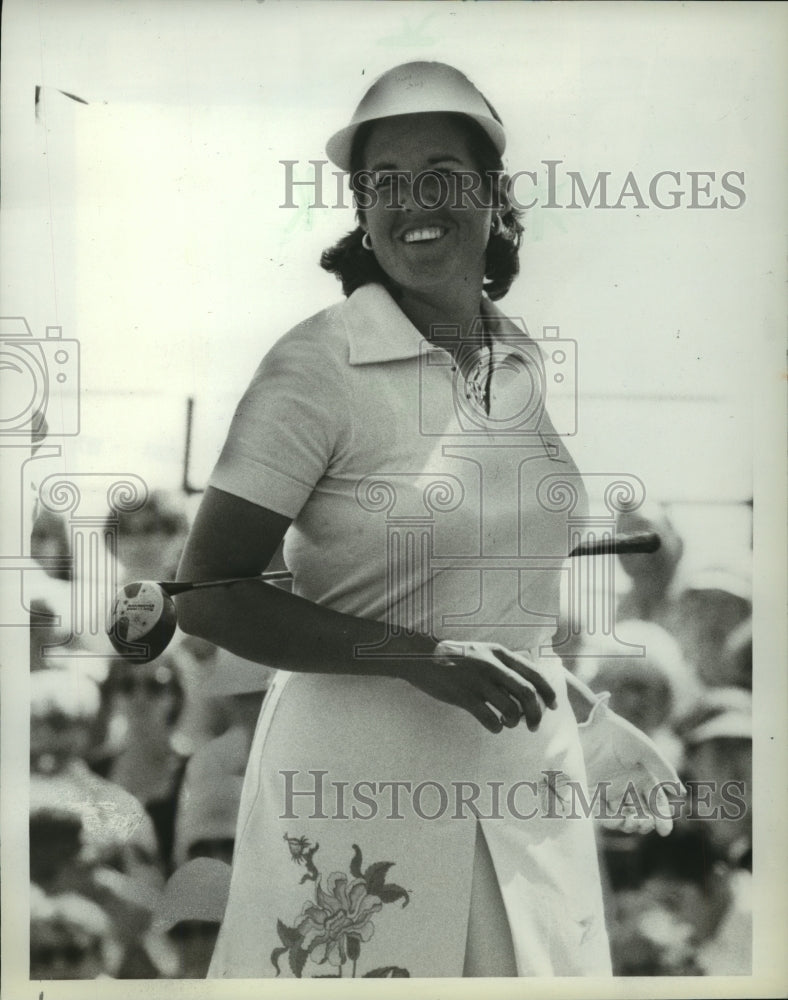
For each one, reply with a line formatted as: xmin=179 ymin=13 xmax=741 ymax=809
xmin=209 ymin=282 xmax=585 ymax=651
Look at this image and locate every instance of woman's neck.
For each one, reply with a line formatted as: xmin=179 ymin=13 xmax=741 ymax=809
xmin=395 ymin=282 xmax=485 ymax=352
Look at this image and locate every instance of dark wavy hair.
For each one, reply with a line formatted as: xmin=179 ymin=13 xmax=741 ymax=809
xmin=320 ymin=113 xmax=524 ymax=302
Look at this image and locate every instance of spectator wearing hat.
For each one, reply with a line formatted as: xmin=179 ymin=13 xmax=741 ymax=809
xmin=171 ymin=652 xmax=266 ymax=872
xmin=677 ymin=687 xmax=752 ymax=866
xmin=672 ymin=567 xmax=752 ymax=689
xmin=92 ymin=653 xmax=191 ymax=874
xmin=30 ymin=887 xmax=117 ymax=980
xmin=182 ymin=647 xmax=274 ymax=779
xmin=607 ymin=827 xmax=750 ymax=975
xmin=29 ymin=785 xmax=173 ymax=979
xmin=153 ymin=858 xmax=232 ymax=978
xmin=613 ymin=684 xmax=754 ymax=977
xmin=30 ymin=668 xmax=170 ymax=972
xmin=615 ymin=504 xmax=686 ymax=634
xmin=111 ymin=489 xmax=191 ymax=587
xmin=30 ymin=667 xmax=103 ymax=776
xmin=174 ymin=774 xmax=244 ymax=869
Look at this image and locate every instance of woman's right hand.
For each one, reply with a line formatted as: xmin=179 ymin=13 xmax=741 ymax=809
xmin=400 ymin=640 xmax=558 ymax=734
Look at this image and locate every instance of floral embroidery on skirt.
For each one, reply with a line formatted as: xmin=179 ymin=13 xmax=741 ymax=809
xmin=272 ymin=838 xmax=411 ymax=978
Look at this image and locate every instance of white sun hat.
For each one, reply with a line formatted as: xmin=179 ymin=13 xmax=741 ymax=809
xmin=326 ymin=61 xmax=506 ymax=171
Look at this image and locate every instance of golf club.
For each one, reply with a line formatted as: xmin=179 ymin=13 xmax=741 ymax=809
xmin=108 ymin=531 xmax=660 ymax=662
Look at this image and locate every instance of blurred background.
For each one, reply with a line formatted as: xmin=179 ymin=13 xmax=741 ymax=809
xmin=2 ymin=0 xmax=785 ymax=984
xmin=25 ymin=490 xmax=756 ymax=978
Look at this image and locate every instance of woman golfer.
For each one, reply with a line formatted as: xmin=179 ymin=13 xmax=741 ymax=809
xmin=176 ymin=61 xmax=679 ymax=978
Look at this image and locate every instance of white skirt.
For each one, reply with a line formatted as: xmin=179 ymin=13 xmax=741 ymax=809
xmin=208 ymin=652 xmax=611 ymax=979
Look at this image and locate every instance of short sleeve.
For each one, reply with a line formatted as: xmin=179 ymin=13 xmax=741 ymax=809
xmin=208 ymin=328 xmax=346 ymax=518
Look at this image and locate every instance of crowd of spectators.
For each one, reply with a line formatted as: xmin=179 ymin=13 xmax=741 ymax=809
xmin=27 ymin=491 xmax=753 ymax=978
xmin=577 ymin=504 xmax=753 ymax=975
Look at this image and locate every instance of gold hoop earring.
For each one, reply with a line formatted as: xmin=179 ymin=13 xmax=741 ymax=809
xmin=490 ymin=214 xmax=503 ymax=237
xmin=361 ymin=232 xmax=373 ymax=251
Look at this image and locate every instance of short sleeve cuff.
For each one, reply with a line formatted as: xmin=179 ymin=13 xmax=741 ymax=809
xmin=208 ymin=448 xmax=315 ymax=519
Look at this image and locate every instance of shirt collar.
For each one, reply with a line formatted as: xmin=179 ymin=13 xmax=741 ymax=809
xmin=343 ymin=283 xmax=530 ymax=365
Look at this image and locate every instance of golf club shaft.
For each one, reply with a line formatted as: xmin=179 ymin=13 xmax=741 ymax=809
xmin=159 ymin=571 xmax=292 ymax=597
xmin=159 ymin=532 xmax=660 ymax=597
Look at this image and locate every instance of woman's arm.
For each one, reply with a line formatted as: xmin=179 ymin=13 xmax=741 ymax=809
xmin=175 ymin=486 xmax=432 ymax=677
xmin=175 ymin=487 xmax=557 ymax=733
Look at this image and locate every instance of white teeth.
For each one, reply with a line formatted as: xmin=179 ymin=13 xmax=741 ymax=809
xmin=403 ymin=226 xmax=445 ymax=243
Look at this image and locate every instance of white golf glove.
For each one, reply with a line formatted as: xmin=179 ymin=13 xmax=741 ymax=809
xmin=577 ymin=691 xmax=684 ymax=837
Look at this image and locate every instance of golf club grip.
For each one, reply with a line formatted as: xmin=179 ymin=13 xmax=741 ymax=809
xmin=569 ymin=531 xmax=660 ymax=557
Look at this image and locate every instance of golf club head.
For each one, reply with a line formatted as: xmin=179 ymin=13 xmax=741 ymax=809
xmin=108 ymin=580 xmax=178 ymax=663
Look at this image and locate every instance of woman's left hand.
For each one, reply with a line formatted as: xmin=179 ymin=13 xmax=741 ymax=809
xmin=578 ymin=694 xmax=685 ymax=836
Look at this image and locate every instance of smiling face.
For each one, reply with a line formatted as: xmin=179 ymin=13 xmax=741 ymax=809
xmin=356 ymin=113 xmax=495 ymax=301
